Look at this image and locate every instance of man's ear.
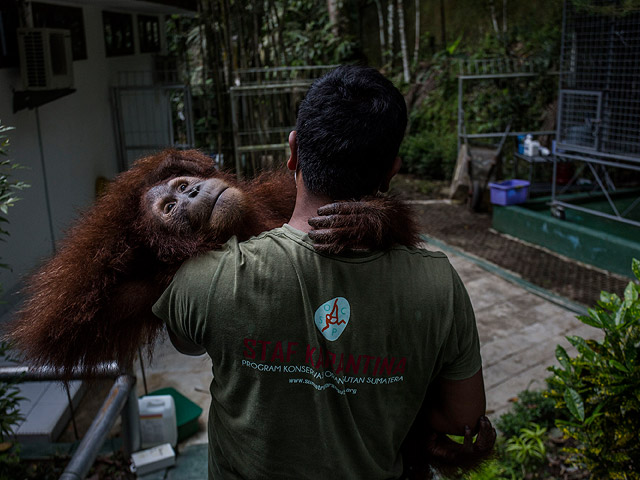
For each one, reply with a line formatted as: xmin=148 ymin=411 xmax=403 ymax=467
xmin=379 ymin=156 xmax=402 ymax=192
xmin=287 ymin=131 xmax=298 ymax=172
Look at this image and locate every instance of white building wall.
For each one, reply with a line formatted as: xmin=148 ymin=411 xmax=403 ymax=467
xmin=0 ymin=3 xmax=167 ymax=309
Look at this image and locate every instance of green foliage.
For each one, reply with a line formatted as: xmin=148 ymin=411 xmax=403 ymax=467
xmin=496 ymin=388 xmax=563 ymax=437
xmin=399 ymin=57 xmax=458 ymax=180
xmin=0 ymin=344 xmax=23 ymax=445
xmin=570 ymin=0 xmax=640 ymax=16
xmin=281 ymin=1 xmax=358 ymax=66
xmin=0 ymin=122 xmax=26 ymax=473
xmin=547 ymin=259 xmax=640 ymax=478
xmin=401 ymin=7 xmax=562 ymax=181
xmin=460 ymin=459 xmax=510 ymax=480
xmin=0 ymin=341 xmax=24 ymax=480
xmin=504 ymin=423 xmax=547 ymax=472
xmin=0 ymin=122 xmax=28 ymax=245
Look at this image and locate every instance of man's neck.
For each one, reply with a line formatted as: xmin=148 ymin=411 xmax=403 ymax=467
xmin=287 ymin=188 xmax=333 ymax=233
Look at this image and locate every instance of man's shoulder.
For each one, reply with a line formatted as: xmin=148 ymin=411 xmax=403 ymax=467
xmin=390 ymin=244 xmax=449 ymax=259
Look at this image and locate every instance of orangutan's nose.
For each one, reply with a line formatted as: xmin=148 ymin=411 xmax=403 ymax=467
xmin=188 ymin=185 xmax=200 ymax=198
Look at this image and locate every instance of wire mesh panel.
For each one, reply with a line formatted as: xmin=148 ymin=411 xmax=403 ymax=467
xmin=112 ymin=82 xmax=194 ymax=170
xmin=558 ymin=89 xmax=602 ymax=150
xmin=559 ymin=2 xmax=640 ymax=162
xmin=229 ymin=66 xmax=337 ymax=177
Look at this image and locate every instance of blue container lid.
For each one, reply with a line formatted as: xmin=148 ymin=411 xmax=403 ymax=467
xmin=488 ymin=179 xmax=530 ymax=190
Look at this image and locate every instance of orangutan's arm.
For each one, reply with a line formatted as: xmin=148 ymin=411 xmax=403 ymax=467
xmin=308 ymin=196 xmax=421 ymax=254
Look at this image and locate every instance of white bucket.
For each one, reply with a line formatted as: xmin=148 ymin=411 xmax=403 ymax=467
xmin=138 ymin=395 xmax=177 ymax=448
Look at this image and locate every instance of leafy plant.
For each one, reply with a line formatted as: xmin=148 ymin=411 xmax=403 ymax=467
xmin=504 ymin=423 xmax=547 ymax=474
xmin=0 ymin=123 xmax=28 ymax=248
xmin=0 ymin=121 xmax=26 ymax=477
xmin=461 ymin=458 xmax=511 ymax=480
xmin=497 ymin=388 xmax=563 ymax=437
xmin=547 ymin=259 xmax=640 ymax=478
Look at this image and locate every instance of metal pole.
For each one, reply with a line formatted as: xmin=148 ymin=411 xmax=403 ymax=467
xmin=230 ymin=89 xmax=242 ymax=177
xmin=551 ymin=155 xmax=558 ymax=204
xmin=457 ymin=76 xmax=463 ymax=153
xmin=35 ymin=107 xmax=57 ymax=255
xmin=185 ymin=86 xmax=195 ymax=147
xmin=59 ymin=375 xmax=136 ymax=480
xmin=0 ymin=363 xmax=123 ymax=381
xmin=120 ymin=376 xmax=141 ymax=457
xmin=64 ymin=383 xmax=79 ymax=441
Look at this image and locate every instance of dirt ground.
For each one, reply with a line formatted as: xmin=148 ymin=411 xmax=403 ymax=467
xmin=390 ymin=174 xmax=630 ymax=307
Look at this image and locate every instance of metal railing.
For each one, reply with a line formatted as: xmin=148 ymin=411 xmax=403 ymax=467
xmin=0 ymin=363 xmax=140 ymax=480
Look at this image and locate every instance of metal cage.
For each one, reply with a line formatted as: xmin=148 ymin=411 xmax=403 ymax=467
xmin=557 ymin=3 xmax=640 ymax=161
xmin=552 ymin=1 xmax=640 ymax=228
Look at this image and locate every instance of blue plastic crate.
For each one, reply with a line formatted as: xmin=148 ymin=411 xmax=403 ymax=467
xmin=488 ymin=179 xmax=530 ymax=206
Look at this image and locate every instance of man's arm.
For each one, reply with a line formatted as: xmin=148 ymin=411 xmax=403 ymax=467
xmin=426 ymin=368 xmax=487 ymax=435
xmin=402 ymin=369 xmax=495 ymax=479
xmin=167 ymin=327 xmax=206 ymax=356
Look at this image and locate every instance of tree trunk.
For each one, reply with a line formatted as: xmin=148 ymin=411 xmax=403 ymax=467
xmin=268 ymin=0 xmax=288 ymax=65
xmin=327 ymin=0 xmax=340 ymax=37
xmin=387 ymin=1 xmax=395 ymax=68
xmin=413 ymin=0 xmax=420 ymax=65
xmin=489 ymin=0 xmax=500 ymax=34
xmin=396 ymin=0 xmax=410 ymax=82
xmin=374 ymin=0 xmax=386 ymax=65
xmin=502 ymin=0 xmax=508 ymax=33
xmin=439 ymin=0 xmax=446 ymax=46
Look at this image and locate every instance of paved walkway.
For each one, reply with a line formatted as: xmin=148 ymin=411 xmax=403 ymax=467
xmin=443 ymin=248 xmax=599 ymax=417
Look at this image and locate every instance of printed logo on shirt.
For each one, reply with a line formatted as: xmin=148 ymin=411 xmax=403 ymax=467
xmin=314 ymin=297 xmax=350 ymax=341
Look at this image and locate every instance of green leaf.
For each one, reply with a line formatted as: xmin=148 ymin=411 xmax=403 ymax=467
xmin=578 ymin=312 xmax=603 ymax=329
xmin=614 ymin=306 xmax=626 ymax=327
xmin=564 ymin=388 xmax=585 ymax=422
xmin=555 ymin=345 xmax=572 ymax=370
xmin=566 ymin=335 xmax=595 ymax=360
xmin=584 ymin=402 xmax=605 ymax=426
xmin=632 ymin=258 xmax=640 ymax=281
xmin=609 ymin=359 xmax=629 ymax=373
xmin=624 ymin=282 xmax=638 ymax=304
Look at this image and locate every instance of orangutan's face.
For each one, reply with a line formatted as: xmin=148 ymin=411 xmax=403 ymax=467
xmin=145 ymin=176 xmax=246 ymax=235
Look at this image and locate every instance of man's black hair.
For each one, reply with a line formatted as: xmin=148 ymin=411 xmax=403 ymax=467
xmin=295 ymin=65 xmax=407 ymax=199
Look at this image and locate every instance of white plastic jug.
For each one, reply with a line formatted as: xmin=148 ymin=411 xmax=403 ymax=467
xmin=138 ymin=395 xmax=177 ymax=448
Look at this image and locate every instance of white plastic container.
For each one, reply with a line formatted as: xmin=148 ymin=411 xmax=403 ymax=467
xmin=138 ymin=395 xmax=177 ymax=448
xmin=524 ymin=134 xmax=540 ymax=156
xmin=130 ymin=443 xmax=176 ymax=476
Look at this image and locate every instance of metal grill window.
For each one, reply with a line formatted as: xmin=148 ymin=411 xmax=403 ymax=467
xmin=23 ymin=31 xmax=46 ymax=88
xmin=559 ymin=2 xmax=640 ymax=161
xmin=558 ymin=90 xmax=601 ymax=150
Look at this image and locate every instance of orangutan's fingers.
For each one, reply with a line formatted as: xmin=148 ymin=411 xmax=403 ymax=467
xmin=475 ymin=416 xmax=497 ymax=452
xmin=308 ymin=215 xmax=339 ymax=229
xmin=308 ymin=228 xmax=347 ymax=243
xmin=462 ymin=425 xmax=473 ymax=452
xmin=316 ymin=201 xmax=368 ymax=216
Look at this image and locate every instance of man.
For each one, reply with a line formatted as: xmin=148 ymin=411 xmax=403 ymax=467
xmin=153 ymin=65 xmax=490 ymax=479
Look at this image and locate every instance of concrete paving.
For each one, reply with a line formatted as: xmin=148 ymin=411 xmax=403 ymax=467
xmin=444 ymin=250 xmax=599 ymax=417
xmin=134 ymin=239 xmax=603 ymax=452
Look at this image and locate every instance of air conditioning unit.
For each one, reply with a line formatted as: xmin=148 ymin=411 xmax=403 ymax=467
xmin=18 ymin=28 xmax=74 ymax=90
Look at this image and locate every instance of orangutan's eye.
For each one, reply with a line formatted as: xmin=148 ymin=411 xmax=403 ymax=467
xmin=164 ymin=202 xmax=176 ymax=214
xmin=178 ymin=183 xmax=188 ymax=192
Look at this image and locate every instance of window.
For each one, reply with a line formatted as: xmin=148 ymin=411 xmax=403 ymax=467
xmin=32 ymin=2 xmax=87 ymax=61
xmin=103 ymin=11 xmax=134 ymax=57
xmin=138 ymin=15 xmax=161 ymax=53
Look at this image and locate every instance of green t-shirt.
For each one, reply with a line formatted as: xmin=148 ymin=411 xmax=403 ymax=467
xmin=152 ymin=224 xmax=481 ymax=480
